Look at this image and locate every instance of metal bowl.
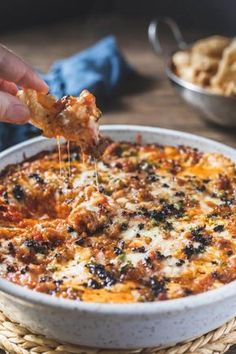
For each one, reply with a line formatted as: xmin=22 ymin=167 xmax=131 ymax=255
xmin=148 ymin=18 xmax=236 ymax=127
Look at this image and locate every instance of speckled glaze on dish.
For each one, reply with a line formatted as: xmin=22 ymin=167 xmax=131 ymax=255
xmin=0 ymin=125 xmax=236 ymax=349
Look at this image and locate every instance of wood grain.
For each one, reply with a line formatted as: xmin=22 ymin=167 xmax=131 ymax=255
xmin=0 ymin=16 xmax=235 ymax=148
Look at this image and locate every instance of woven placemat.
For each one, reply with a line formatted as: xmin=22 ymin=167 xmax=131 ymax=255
xmin=0 ymin=312 xmax=236 ymax=354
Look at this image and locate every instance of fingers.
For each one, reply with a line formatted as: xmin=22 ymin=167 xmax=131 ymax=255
xmin=0 ymin=45 xmax=48 ymax=93
xmin=0 ymin=45 xmax=48 ymax=124
xmin=0 ymin=91 xmax=29 ymax=124
xmin=0 ymin=80 xmax=18 ymax=95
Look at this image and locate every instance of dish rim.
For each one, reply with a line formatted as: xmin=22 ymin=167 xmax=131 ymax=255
xmin=0 ymin=124 xmax=236 ymax=314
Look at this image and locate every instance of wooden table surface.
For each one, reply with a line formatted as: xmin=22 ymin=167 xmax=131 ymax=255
xmin=1 ymin=16 xmax=235 ymax=148
xmin=0 ymin=15 xmax=235 ymax=354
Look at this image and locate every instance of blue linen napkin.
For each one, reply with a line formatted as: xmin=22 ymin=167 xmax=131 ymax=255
xmin=0 ymin=36 xmax=134 ymax=151
xmin=42 ymin=35 xmax=134 ymax=101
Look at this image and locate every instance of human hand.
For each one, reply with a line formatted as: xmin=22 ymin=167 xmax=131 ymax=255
xmin=0 ymin=45 xmax=48 ymax=124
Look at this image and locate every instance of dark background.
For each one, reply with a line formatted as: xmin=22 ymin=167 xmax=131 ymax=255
xmin=1 ymin=0 xmax=236 ymax=34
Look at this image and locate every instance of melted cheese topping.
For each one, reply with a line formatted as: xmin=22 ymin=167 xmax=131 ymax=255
xmin=0 ymin=141 xmax=235 ymax=303
xmin=17 ymin=89 xmax=102 ymax=156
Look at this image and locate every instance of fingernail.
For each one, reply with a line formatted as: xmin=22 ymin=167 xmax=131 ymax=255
xmin=7 ymin=104 xmax=30 ymax=123
xmin=33 ymin=72 xmax=49 ymax=93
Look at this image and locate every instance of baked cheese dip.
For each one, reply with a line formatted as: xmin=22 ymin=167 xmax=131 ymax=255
xmin=0 ymin=140 xmax=235 ymax=303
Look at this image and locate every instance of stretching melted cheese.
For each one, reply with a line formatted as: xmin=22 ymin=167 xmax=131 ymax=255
xmin=0 ymin=141 xmax=235 ymax=302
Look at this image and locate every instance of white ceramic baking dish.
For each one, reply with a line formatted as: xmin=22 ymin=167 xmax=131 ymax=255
xmin=0 ymin=125 xmax=236 ymax=349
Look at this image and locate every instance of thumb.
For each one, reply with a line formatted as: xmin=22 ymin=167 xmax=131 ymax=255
xmin=0 ymin=91 xmax=29 ymax=124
